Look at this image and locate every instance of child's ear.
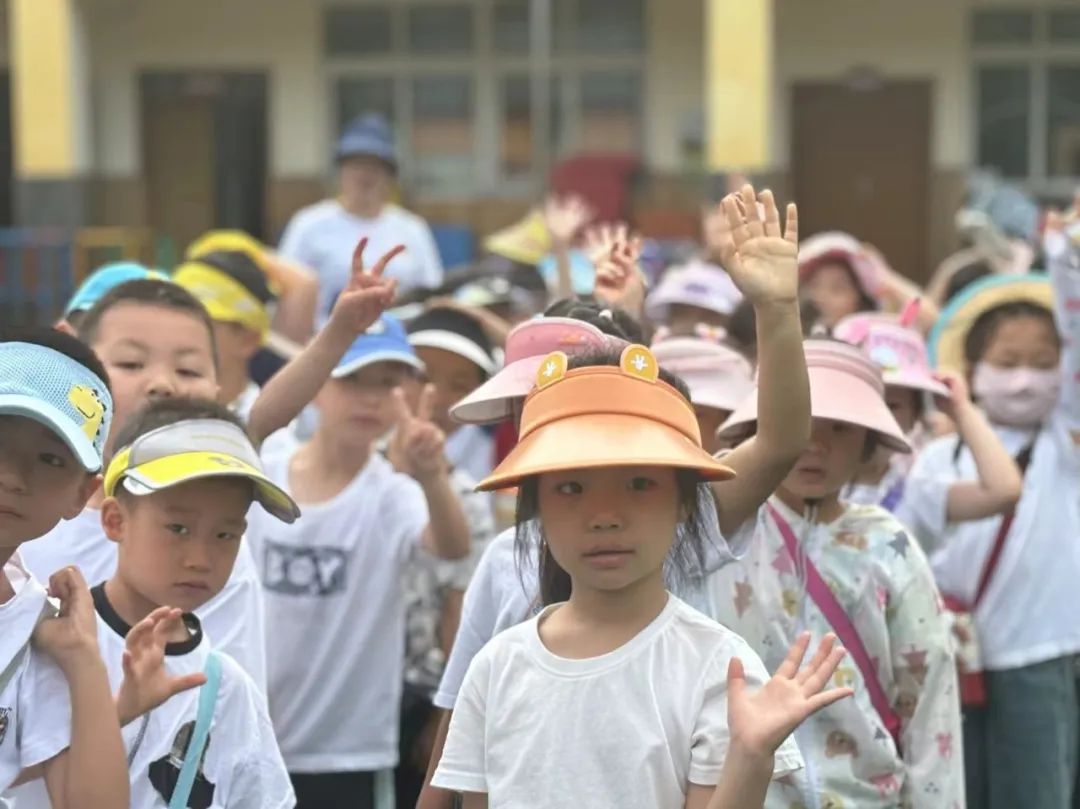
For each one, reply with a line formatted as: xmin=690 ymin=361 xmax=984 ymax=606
xmin=100 ymin=497 xmax=127 ymax=543
xmin=65 ymin=474 xmax=101 ymax=520
xmin=240 ymin=328 xmax=262 ymax=359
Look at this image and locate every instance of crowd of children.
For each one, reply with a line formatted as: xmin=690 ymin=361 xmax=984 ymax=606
xmin=2 ymin=177 xmax=1079 ymax=809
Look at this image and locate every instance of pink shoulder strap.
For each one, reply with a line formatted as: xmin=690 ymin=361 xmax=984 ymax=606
xmin=766 ymin=503 xmax=903 ymax=750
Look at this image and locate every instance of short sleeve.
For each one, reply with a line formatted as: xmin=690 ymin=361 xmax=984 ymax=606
xmin=412 ymin=219 xmax=445 ymax=289
xmin=431 ymin=649 xmax=491 ymax=794
xmin=688 ymin=643 xmax=803 ymax=786
xmin=15 ymin=646 xmax=72 ymax=774
xmin=221 ymin=665 xmax=295 ymax=809
xmin=277 ymin=209 xmax=315 ymax=267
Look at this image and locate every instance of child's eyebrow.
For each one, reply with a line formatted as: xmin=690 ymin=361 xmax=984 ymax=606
xmin=174 ymin=347 xmax=212 ymax=359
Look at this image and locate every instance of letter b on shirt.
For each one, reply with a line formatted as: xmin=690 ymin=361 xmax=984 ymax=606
xmin=263 ymin=541 xmax=348 ymax=596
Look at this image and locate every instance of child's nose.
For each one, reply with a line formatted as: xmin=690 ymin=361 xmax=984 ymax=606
xmin=182 ymin=540 xmax=213 ymax=571
xmin=0 ymin=456 xmax=28 ymax=494
xmin=145 ymin=370 xmax=179 ymax=400
xmin=587 ymin=511 xmax=624 ymax=532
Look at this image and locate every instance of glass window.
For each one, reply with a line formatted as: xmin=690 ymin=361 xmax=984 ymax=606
xmin=1048 ymin=65 xmax=1080 ymax=177
xmin=407 ymin=4 xmax=474 ymax=54
xmin=579 ymin=71 xmax=641 ymax=151
xmin=324 ymin=6 xmax=393 ymax=57
xmin=499 ymin=75 xmax=561 ymax=178
xmin=573 ymin=0 xmax=644 ymax=53
xmin=336 ymin=77 xmax=395 ymax=132
xmin=494 ymin=0 xmax=530 ymax=54
xmin=1049 ymin=11 xmax=1080 ymax=44
xmin=412 ymin=75 xmax=474 ymax=188
xmin=976 ymin=66 xmax=1031 ymax=178
xmin=971 ymin=11 xmax=1035 ymax=45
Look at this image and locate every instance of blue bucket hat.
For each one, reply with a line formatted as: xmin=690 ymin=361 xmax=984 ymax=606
xmin=0 ymin=342 xmax=114 ymax=471
xmin=65 ymin=263 xmax=168 ymax=315
xmin=332 ymin=314 xmax=425 ymax=378
xmin=335 ymin=113 xmax=397 ymax=170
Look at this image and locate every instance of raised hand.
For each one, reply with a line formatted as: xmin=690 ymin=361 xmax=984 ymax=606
xmin=388 ymin=384 xmax=448 ymax=483
xmin=585 ymin=224 xmax=646 ymax=315
xmin=115 ymin=606 xmax=207 ymax=726
xmin=329 ymin=238 xmax=404 ymax=335
xmin=718 ymin=185 xmax=799 ymax=307
xmin=32 ymin=567 xmax=101 ymax=675
xmin=727 ymin=633 xmax=852 ymax=759
xmin=932 ymin=371 xmax=972 ymax=421
xmin=543 ymin=194 xmax=594 ymax=248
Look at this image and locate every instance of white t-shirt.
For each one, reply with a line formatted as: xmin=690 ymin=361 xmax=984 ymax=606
xmin=433 ymin=595 xmax=802 ymax=808
xmin=0 ymin=556 xmax=70 ymax=791
xmin=247 ymin=447 xmax=430 ymax=772
xmin=230 ymin=382 xmax=261 ymax=425
xmin=900 ymin=415 xmax=1080 ymax=670
xmin=445 ymin=425 xmax=495 ymax=486
xmin=11 ymin=585 xmax=294 ymax=809
xmin=278 ymin=200 xmax=444 ymax=320
xmin=433 ymin=504 xmax=752 ymax=712
xmin=18 ymin=510 xmax=269 ymax=692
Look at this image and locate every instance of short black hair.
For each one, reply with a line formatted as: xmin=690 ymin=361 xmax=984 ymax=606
xmin=192 ymin=251 xmax=276 ymax=305
xmin=944 ymin=261 xmax=994 ymax=305
xmin=963 ymin=300 xmax=1060 ymax=366
xmin=0 ymin=325 xmax=111 ymax=392
xmin=543 ymin=298 xmax=646 ymax=344
xmin=111 ymin=397 xmax=247 ymax=455
xmin=77 ymin=279 xmax=219 ymax=369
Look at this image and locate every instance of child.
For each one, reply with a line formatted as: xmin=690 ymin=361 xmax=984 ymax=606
xmin=61 ymin=397 xmax=294 ymax=808
xmin=651 ymin=329 xmax=754 ymax=454
xmin=835 ymin=309 xmax=1022 ymax=526
xmin=0 ymin=328 xmax=128 ymax=806
xmin=407 ymin=306 xmax=499 ymax=482
xmin=173 ymin=250 xmax=280 ymax=420
xmin=18 ymin=280 xmax=269 ymax=687
xmin=245 ymin=311 xmax=470 ymax=809
xmin=904 ymin=216 xmax=1080 ymax=809
xmin=419 ymin=185 xmax=814 ymax=809
xmin=644 ymin=260 xmax=744 ymax=336
xmin=61 ymin=263 xmax=167 ymax=331
xmin=709 ymin=339 xmax=964 ymax=807
xmin=433 ymin=344 xmax=852 ymax=808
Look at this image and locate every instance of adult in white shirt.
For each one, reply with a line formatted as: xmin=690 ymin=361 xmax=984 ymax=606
xmin=278 ymin=113 xmax=444 ymax=322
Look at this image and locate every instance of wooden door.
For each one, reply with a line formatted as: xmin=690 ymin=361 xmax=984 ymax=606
xmin=792 ymin=80 xmax=932 ymax=283
xmin=144 ymin=95 xmax=216 ymax=252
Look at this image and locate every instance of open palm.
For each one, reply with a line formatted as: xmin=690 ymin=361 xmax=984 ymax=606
xmin=718 ymin=185 xmax=799 ymax=306
xmin=728 ymin=633 xmax=853 ymax=758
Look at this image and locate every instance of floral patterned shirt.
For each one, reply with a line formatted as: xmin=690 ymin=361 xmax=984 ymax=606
xmin=705 ymin=498 xmax=964 ymax=809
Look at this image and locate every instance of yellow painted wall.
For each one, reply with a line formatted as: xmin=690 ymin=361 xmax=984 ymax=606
xmin=645 ymin=0 xmax=705 ymax=171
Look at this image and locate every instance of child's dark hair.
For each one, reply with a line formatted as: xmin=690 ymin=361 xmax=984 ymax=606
xmin=111 ymin=397 xmax=248 ymax=454
xmin=543 ymin=298 xmax=645 ymax=344
xmin=963 ymin=301 xmax=1060 ymax=366
xmin=726 ymin=298 xmax=820 ymax=362
xmin=77 ymin=279 xmax=219 ymax=369
xmin=0 ymin=325 xmax=111 ymax=391
xmin=943 ymin=260 xmax=993 ymax=305
xmin=195 ymin=251 xmax=277 ymax=305
xmin=514 ymin=349 xmax=710 ymax=606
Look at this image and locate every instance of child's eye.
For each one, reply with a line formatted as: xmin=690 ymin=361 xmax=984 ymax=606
xmin=217 ymin=532 xmax=241 ymax=541
xmin=178 ymin=368 xmax=204 ymax=379
xmin=114 ymin=361 xmax=143 ymax=371
xmin=165 ymin=523 xmax=189 ymax=536
xmin=554 ymin=481 xmax=583 ymax=495
xmin=628 ymin=477 xmax=658 ymax=492
xmin=38 ymin=453 xmax=65 ymax=469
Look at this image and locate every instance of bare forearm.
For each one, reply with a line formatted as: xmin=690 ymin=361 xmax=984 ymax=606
xmin=712 ymin=300 xmax=808 ymax=536
xmin=416 ymin=710 xmax=456 ymax=809
xmin=945 ymin=405 xmax=1022 ymax=521
xmin=63 ymin=660 xmax=129 ymax=809
xmin=420 ymin=473 xmax=472 ymax=559
xmin=704 ymin=748 xmax=773 ymax=809
xmin=247 ymin=320 xmax=353 ymax=444
xmin=553 ymin=244 xmax=574 ymax=300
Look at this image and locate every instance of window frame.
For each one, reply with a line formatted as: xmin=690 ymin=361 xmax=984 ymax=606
xmin=324 ymin=0 xmax=646 ymax=198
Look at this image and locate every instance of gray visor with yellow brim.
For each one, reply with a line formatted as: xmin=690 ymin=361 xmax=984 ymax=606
xmin=104 ymin=419 xmax=300 ymax=523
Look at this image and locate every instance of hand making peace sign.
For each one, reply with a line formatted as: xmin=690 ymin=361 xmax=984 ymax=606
xmin=388 ymin=383 xmax=448 ymax=484
xmin=328 ymin=238 xmax=405 ymax=336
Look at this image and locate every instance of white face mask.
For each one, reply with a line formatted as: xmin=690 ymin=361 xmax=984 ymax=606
xmin=971 ymin=363 xmax=1061 ymax=427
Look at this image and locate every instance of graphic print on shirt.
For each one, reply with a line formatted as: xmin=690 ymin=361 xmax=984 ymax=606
xmin=148 ymin=722 xmax=215 ymax=809
xmin=0 ymin=706 xmax=9 ymax=747
xmin=262 ymin=540 xmax=348 ymax=596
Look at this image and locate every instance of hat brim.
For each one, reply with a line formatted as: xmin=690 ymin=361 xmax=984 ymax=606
xmin=122 ymin=451 xmax=300 ymax=523
xmin=684 ymin=376 xmax=755 ymax=415
xmin=333 ymin=351 xmax=425 ymax=378
xmin=476 ymin=413 xmax=735 ymax=491
xmin=409 ymin=330 xmax=497 ymax=375
xmin=450 ymin=354 xmax=544 ymax=425
xmin=0 ymin=394 xmax=101 ymax=472
xmin=928 ymin=273 xmax=1053 ymax=375
xmin=720 ymin=370 xmax=911 ymax=453
xmin=882 ymin=370 xmax=949 ymax=398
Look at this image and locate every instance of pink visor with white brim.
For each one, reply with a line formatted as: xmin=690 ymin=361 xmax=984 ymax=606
xmin=450 ymin=317 xmax=626 ymax=425
xmin=718 ymin=339 xmax=910 ymax=452
xmin=651 ymin=337 xmax=754 ymax=414
xmin=644 ymin=260 xmax=743 ymax=321
xmin=833 ymin=312 xmax=948 ymax=398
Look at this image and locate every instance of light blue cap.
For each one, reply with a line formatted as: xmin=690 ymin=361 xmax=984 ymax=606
xmin=335 ymin=113 xmax=397 ymax=168
xmin=0 ymin=343 xmax=114 ymax=471
xmin=537 ymin=249 xmax=595 ymax=296
xmin=332 ymin=314 xmax=424 ymax=378
xmin=65 ymin=263 xmax=169 ymax=315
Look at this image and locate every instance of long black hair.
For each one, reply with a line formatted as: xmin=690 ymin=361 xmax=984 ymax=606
xmin=512 ymin=349 xmax=712 ymax=606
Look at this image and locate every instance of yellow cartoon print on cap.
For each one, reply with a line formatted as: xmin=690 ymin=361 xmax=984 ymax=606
xmin=536 ymin=351 xmax=569 ymax=389
xmin=620 ymin=345 xmax=659 ymax=382
xmin=68 ymin=384 xmax=106 ymax=443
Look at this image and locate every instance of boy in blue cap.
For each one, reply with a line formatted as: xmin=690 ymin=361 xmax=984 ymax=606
xmin=60 ymin=263 xmax=167 ymax=331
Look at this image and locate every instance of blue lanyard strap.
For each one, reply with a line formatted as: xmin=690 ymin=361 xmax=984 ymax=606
xmin=168 ymin=651 xmax=222 ymax=809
